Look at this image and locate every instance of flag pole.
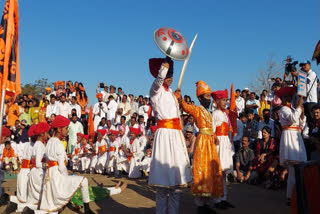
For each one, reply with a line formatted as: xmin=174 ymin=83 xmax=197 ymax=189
xmin=0 ymin=88 xmax=6 ymax=138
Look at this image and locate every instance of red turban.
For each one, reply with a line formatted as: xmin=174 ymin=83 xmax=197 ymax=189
xmin=129 ymin=127 xmax=140 ymax=135
xmin=275 ymin=87 xmax=296 ymax=98
xmin=109 ymin=130 xmax=119 ymax=136
xmin=28 ymin=125 xmax=36 ymax=137
xmin=34 ymin=122 xmax=50 ymax=135
xmin=89 ymin=132 xmax=96 ymax=138
xmin=51 ymin=115 xmax=70 ymax=128
xmin=2 ymin=127 xmax=11 ymax=137
xmin=77 ymin=133 xmax=83 ymax=137
xmin=82 ymin=135 xmax=89 ymax=140
xmin=96 ymin=93 xmax=103 ymax=99
xmin=97 ymin=129 xmax=106 ymax=136
xmin=211 ymin=89 xmax=228 ymax=100
xmin=150 ymin=126 xmax=158 ymax=133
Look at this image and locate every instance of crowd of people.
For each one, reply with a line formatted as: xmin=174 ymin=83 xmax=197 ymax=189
xmin=0 ymin=59 xmax=319 ymax=213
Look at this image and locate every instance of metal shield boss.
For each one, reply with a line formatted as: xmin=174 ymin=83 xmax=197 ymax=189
xmin=153 ymin=27 xmax=189 ymax=61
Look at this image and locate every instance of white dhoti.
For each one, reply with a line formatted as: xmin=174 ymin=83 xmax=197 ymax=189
xmin=27 ymin=167 xmax=45 ymax=205
xmin=95 ymin=153 xmax=108 ymax=174
xmin=216 ymin=136 xmax=234 ymax=173
xmin=149 ymin=128 xmax=192 ymax=187
xmin=128 ymin=157 xmax=141 ymax=178
xmin=80 ymin=156 xmax=91 ymax=172
xmin=90 ymin=155 xmax=98 ymax=173
xmin=16 ymin=168 xmax=30 ymax=203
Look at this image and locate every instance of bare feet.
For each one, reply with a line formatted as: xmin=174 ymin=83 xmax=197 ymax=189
xmin=115 ymin=181 xmax=122 ymax=189
xmin=120 ymin=182 xmax=127 ymax=192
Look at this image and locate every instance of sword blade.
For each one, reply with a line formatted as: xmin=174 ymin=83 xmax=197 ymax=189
xmin=177 ymin=33 xmax=198 ymax=89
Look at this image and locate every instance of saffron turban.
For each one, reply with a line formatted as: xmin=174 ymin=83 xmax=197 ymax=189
xmin=96 ymin=93 xmax=103 ymax=99
xmin=211 ymin=89 xmax=228 ymax=100
xmin=34 ymin=122 xmax=50 ymax=135
xmin=129 ymin=127 xmax=140 ymax=135
xmin=1 ymin=127 xmax=11 ymax=137
xmin=196 ymin=80 xmax=212 ymax=97
xmin=80 ymin=87 xmax=85 ymax=91
xmin=46 ymin=87 xmax=52 ymax=92
xmin=275 ymin=87 xmax=296 ymax=98
xmin=51 ymin=115 xmax=70 ymax=128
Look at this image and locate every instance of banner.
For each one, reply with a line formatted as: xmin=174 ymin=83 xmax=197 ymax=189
xmin=297 ymin=71 xmax=307 ymax=97
xmin=0 ymin=0 xmax=20 ymax=97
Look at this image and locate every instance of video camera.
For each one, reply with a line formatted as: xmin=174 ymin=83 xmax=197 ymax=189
xmin=284 ymin=56 xmax=298 ymax=74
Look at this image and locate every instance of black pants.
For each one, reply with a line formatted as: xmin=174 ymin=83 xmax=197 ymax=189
xmin=303 ymin=102 xmax=317 ymax=122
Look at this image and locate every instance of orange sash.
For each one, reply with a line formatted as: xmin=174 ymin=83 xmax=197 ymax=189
xmin=21 ymin=159 xmax=30 ymax=169
xmin=99 ymin=145 xmax=107 ymax=153
xmin=282 ymin=126 xmax=299 ymax=131
xmin=75 ymin=148 xmax=80 ymax=155
xmin=216 ymin=122 xmax=229 ymax=136
xmin=157 ymin=118 xmax=181 ymax=130
xmin=46 ymin=160 xmax=58 ymax=168
xmin=109 ymin=146 xmax=116 ymax=152
xmin=127 ymin=156 xmax=132 ymax=162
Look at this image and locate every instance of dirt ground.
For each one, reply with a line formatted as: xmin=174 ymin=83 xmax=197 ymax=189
xmin=0 ymin=174 xmax=289 ymax=214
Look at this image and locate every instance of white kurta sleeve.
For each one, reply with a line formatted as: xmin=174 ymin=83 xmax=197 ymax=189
xmin=57 ymin=143 xmax=68 ymax=175
xmin=149 ymin=65 xmax=168 ymax=97
xmin=35 ymin=144 xmax=45 ymax=168
xmin=93 ymin=103 xmax=99 ymax=115
xmin=281 ymin=107 xmax=302 ymax=124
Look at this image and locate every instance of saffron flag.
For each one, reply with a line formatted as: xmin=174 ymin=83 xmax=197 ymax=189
xmin=228 ymin=83 xmax=237 ymax=141
xmin=88 ymin=105 xmax=94 ymax=135
xmin=0 ymin=0 xmax=20 ymax=97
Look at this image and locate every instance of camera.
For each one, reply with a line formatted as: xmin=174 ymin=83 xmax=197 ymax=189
xmin=284 ymin=56 xmax=298 ymax=74
xmin=99 ymin=102 xmax=103 ymax=108
xmin=99 ymin=83 xmax=104 ymax=88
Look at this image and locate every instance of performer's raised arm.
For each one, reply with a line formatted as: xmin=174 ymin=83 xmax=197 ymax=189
xmin=149 ymin=58 xmax=173 ymax=96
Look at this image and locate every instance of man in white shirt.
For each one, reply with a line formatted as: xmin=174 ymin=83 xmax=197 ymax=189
xmin=299 ymin=60 xmax=318 ymax=121
xmin=93 ymin=93 xmax=108 ymax=131
xmin=107 ymin=95 xmax=118 ymax=124
xmin=235 ymin=89 xmax=245 ymax=116
xmin=69 ymin=96 xmax=81 ymax=119
xmin=45 ymin=95 xmax=58 ymax=119
xmin=129 ymin=94 xmax=139 ymax=115
xmin=257 ymin=109 xmax=275 ymax=139
xmin=138 ymin=98 xmax=149 ymax=123
xmin=68 ymin=113 xmax=84 ymax=154
xmin=118 ymin=95 xmax=131 ymax=121
xmin=56 ymin=94 xmax=71 ymax=118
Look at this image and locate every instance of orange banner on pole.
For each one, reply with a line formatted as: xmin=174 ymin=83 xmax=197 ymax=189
xmin=88 ymin=105 xmax=94 ymax=135
xmin=229 ymin=83 xmax=237 ymax=141
xmin=0 ymin=0 xmax=20 ymax=97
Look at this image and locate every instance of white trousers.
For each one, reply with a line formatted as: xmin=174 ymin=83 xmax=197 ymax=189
xmin=107 ymin=187 xmax=121 ymax=196
xmin=155 ymin=187 xmax=180 ymax=214
xmin=287 ymin=165 xmax=295 ymax=198
xmin=4 ymin=157 xmax=18 ymax=170
xmin=81 ymin=178 xmax=90 ymax=203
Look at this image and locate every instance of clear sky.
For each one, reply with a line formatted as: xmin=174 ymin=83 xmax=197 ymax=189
xmin=14 ymin=0 xmax=320 ymax=105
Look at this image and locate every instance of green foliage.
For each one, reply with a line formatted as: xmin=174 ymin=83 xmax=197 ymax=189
xmin=21 ymin=78 xmax=54 ymax=99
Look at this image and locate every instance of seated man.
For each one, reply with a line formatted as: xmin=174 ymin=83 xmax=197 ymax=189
xmin=234 ymin=136 xmax=255 ymax=183
xmin=1 ymin=141 xmax=18 ymax=172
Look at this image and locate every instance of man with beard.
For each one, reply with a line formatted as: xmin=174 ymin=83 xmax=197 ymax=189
xmin=176 ymin=81 xmax=223 ymax=213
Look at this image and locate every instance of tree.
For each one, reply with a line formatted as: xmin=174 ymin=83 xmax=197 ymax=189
xmin=249 ymin=56 xmax=284 ymax=94
xmin=21 ymin=78 xmax=54 ymax=99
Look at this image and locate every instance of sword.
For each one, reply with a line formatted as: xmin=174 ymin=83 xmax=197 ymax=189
xmin=177 ymin=33 xmax=198 ymax=89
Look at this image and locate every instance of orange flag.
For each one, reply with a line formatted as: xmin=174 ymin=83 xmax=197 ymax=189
xmin=228 ymin=83 xmax=237 ymax=141
xmin=87 ymin=105 xmax=94 ymax=135
xmin=0 ymin=0 xmax=20 ymax=98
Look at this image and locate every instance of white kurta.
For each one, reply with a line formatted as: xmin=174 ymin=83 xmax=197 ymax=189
xmin=40 ymin=137 xmax=85 ymax=212
xmin=80 ymin=144 xmax=92 ymax=172
xmin=107 ymin=139 xmax=120 ymax=173
xmin=148 ymin=66 xmax=192 ymax=187
xmin=93 ymin=102 xmax=108 ymax=131
xmin=107 ymin=99 xmax=118 ymax=123
xmin=16 ymin=141 xmax=34 ymax=203
xmin=89 ymin=142 xmax=98 ymax=172
xmin=27 ymin=141 xmax=46 ymax=204
xmin=95 ymin=139 xmax=108 ymax=174
xmin=116 ymin=136 xmax=130 ymax=173
xmin=212 ymin=109 xmax=234 ymax=172
xmin=56 ymin=102 xmax=71 ymax=118
xmin=128 ymin=138 xmax=143 ymax=178
xmin=68 ymin=121 xmax=84 ymax=154
xmin=71 ymin=142 xmax=81 ymax=171
xmin=279 ymin=106 xmax=307 ymax=164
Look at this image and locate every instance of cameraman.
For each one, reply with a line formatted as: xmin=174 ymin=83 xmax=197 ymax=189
xmin=299 ymin=60 xmax=318 ymax=121
xmin=93 ymin=93 xmax=108 ymax=131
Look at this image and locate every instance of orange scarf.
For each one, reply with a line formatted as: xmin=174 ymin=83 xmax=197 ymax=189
xmin=2 ymin=148 xmax=15 ymax=159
